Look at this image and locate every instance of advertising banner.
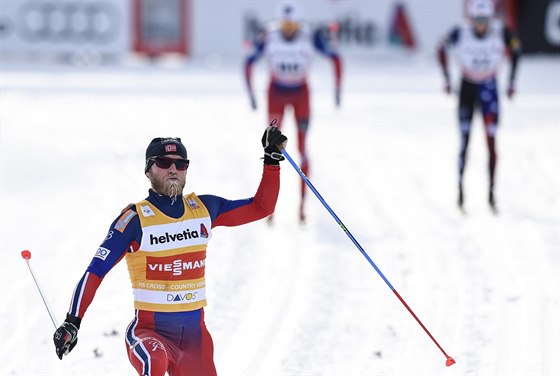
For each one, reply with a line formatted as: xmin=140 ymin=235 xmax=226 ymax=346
xmin=0 ymin=0 xmax=130 ymax=57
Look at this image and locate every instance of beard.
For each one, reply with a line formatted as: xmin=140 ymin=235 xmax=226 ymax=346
xmin=150 ymin=174 xmax=185 ymax=198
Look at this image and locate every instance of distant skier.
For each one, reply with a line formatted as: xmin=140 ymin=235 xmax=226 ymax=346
xmin=437 ymin=0 xmax=521 ymax=211
xmin=244 ymin=1 xmax=342 ymax=223
xmin=53 ymin=128 xmax=287 ymax=376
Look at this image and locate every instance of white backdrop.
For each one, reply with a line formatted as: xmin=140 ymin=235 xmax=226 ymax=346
xmin=0 ymin=0 xmax=465 ymax=59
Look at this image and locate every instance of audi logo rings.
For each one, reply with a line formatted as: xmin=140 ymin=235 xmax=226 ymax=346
xmin=18 ymin=1 xmax=118 ymax=44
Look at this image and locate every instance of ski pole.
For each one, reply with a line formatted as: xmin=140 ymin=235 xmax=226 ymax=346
xmin=21 ymin=250 xmax=59 ymax=329
xmin=281 ymin=149 xmax=456 ymax=367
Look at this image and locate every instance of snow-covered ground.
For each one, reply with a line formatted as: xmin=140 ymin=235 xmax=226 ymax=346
xmin=1 ymin=54 xmax=558 ymax=376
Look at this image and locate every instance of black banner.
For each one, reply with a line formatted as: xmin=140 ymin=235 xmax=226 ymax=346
xmin=517 ymin=0 xmax=560 ymax=53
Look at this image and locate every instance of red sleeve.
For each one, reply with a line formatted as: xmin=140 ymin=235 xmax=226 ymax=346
xmin=68 ymin=272 xmax=102 ymax=319
xmin=212 ymin=164 xmax=280 ymax=227
xmin=437 ymin=44 xmax=450 ymax=80
xmin=245 ymin=63 xmax=254 ymax=93
xmin=67 ymin=239 xmax=133 ymax=319
xmin=333 ymin=55 xmax=342 ymax=90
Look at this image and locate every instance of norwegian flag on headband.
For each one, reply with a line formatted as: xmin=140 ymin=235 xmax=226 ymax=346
xmin=165 ymin=144 xmax=177 ymax=152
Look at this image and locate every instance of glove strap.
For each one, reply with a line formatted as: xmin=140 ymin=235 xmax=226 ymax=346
xmin=265 ymin=151 xmax=284 ymax=161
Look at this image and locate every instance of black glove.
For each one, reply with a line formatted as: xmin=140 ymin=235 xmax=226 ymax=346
xmin=261 ymin=124 xmax=287 ymax=165
xmin=54 ymin=314 xmax=81 ymax=360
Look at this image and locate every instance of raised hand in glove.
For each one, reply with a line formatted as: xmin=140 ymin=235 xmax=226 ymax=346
xmin=261 ymin=122 xmax=288 ymax=165
xmin=53 ymin=314 xmax=81 ymax=359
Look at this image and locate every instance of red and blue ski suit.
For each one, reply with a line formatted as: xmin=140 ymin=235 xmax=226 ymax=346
xmin=437 ymin=21 xmax=521 ymax=195
xmin=245 ymin=25 xmax=341 ymax=218
xmin=67 ymin=164 xmax=280 ymax=376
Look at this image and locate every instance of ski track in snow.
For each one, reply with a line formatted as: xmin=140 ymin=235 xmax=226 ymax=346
xmin=1 ymin=56 xmax=559 ymax=376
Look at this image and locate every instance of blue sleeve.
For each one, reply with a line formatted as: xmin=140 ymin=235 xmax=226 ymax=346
xmin=445 ymin=27 xmax=461 ymax=47
xmin=85 ymin=208 xmax=142 ymax=278
xmin=313 ymin=29 xmax=338 ymax=58
xmin=246 ymin=35 xmax=266 ymax=65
